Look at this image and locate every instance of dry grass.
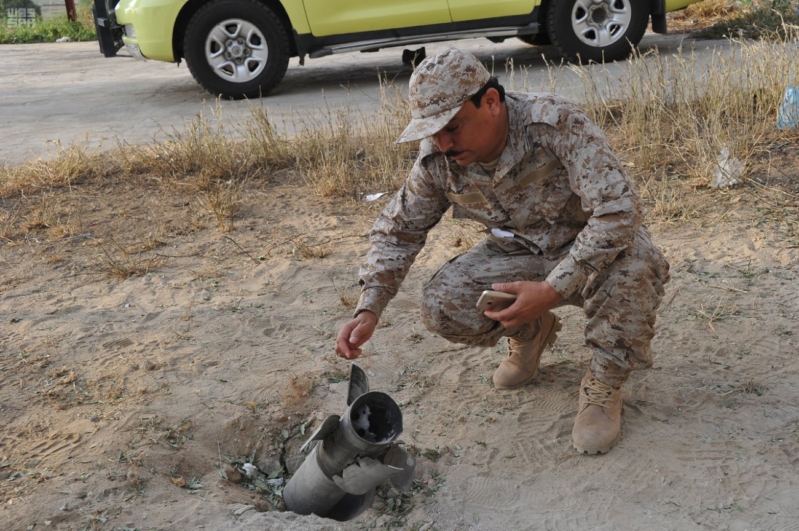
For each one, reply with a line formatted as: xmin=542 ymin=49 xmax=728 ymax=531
xmin=692 ymin=297 xmax=742 ymax=331
xmin=291 ymin=238 xmax=332 ymax=260
xmin=571 ymin=34 xmax=799 ymax=222
xmin=1 ymin=35 xmax=798 ymax=261
xmin=694 ymin=0 xmax=799 ymax=40
xmin=21 ymin=193 xmax=77 ymax=237
xmin=579 ymin=36 xmax=797 ymax=177
xmin=333 ymin=277 xmax=360 ymax=309
xmin=95 ymin=237 xmax=164 ymax=279
xmin=197 ymin=178 xmax=247 ymax=232
xmin=685 ymin=0 xmax=738 ymax=19
xmin=0 ymin=141 xmax=105 ymax=197
xmin=291 ymin=79 xmax=415 ymax=199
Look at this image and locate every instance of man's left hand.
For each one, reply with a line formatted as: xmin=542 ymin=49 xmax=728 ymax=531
xmin=483 ymin=281 xmax=562 ymax=329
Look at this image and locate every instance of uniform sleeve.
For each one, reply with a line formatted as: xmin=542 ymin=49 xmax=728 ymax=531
xmin=542 ymin=103 xmax=643 ymax=300
xmin=355 ymin=156 xmax=450 ymax=319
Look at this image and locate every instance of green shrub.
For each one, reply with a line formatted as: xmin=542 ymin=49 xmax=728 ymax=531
xmin=0 ymin=8 xmax=96 ymax=44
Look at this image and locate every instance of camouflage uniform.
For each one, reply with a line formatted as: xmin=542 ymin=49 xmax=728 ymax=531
xmin=355 ymin=88 xmax=669 ymax=387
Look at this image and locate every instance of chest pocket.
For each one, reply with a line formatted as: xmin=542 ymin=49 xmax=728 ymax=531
xmin=447 ymin=190 xmax=488 ymax=221
xmin=446 ymin=190 xmax=487 ymax=206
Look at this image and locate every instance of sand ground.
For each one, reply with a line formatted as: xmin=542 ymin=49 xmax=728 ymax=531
xmin=2 ymin=132 xmax=799 ymax=531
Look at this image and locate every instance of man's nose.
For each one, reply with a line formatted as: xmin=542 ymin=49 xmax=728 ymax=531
xmin=433 ymin=130 xmax=452 ymax=152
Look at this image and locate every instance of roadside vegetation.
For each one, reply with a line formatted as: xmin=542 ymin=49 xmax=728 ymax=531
xmin=0 ymin=4 xmax=95 ymax=44
xmin=693 ymin=0 xmax=799 ymax=40
xmin=1 ymin=7 xmax=798 ymax=246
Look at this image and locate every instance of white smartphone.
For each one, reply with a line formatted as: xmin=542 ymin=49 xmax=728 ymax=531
xmin=476 ymin=290 xmax=517 ymax=311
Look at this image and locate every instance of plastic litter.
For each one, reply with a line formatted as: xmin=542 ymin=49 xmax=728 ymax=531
xmin=491 ymin=228 xmax=515 ymax=239
xmin=710 ymin=148 xmax=743 ymax=189
xmin=241 ymin=463 xmax=258 ymax=478
xmin=364 ymin=192 xmax=386 ymax=202
xmin=777 ymin=86 xmax=799 ymax=130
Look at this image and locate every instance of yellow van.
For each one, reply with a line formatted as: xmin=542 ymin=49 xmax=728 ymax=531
xmin=93 ymin=0 xmax=702 ymax=98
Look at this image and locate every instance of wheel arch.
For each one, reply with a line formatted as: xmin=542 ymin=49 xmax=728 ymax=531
xmin=172 ymin=0 xmax=299 ymax=60
xmin=536 ymin=0 xmax=551 ymax=28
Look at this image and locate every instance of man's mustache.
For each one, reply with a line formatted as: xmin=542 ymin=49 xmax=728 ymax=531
xmin=445 ymin=150 xmax=463 ymax=158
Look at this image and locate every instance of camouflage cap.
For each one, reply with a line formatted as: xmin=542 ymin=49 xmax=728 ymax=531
xmin=396 ymin=49 xmax=491 ymax=144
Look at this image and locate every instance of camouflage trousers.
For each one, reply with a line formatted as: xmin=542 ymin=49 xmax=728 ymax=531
xmin=420 ymin=228 xmax=670 ymax=387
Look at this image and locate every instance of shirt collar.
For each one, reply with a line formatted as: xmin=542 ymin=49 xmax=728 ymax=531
xmin=490 ymin=94 xmax=527 ymax=183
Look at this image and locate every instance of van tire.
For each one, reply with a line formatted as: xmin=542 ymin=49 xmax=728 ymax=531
xmin=548 ymin=0 xmax=648 ymax=63
xmin=184 ymin=0 xmax=290 ymax=98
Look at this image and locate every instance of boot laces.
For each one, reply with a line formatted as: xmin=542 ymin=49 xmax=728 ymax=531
xmin=582 ymin=377 xmax=617 ymax=407
xmin=508 ymin=338 xmax=528 ymax=357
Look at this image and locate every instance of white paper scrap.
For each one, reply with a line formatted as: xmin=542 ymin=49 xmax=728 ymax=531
xmin=491 ymin=228 xmax=515 ymax=239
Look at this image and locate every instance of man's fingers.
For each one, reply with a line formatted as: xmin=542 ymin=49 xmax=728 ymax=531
xmin=336 ymin=313 xmax=376 ymax=360
xmin=336 ymin=338 xmax=361 ymax=359
xmin=341 ymin=348 xmax=361 ymax=360
xmin=349 ymin=323 xmax=366 ymax=345
xmin=336 ymin=319 xmax=372 ymax=359
xmin=484 ymin=301 xmax=519 ymax=321
xmin=336 ymin=324 xmax=356 ymax=357
xmin=350 ymin=322 xmax=373 ymax=348
xmin=492 ymin=281 xmax=520 ymax=294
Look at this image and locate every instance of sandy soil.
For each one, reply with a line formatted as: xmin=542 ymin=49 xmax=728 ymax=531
xmin=2 ymin=140 xmax=799 ymax=531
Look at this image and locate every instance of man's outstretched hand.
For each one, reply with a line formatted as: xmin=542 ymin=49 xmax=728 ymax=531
xmin=335 ymin=311 xmax=377 ymax=359
xmin=484 ymin=281 xmax=562 ymax=329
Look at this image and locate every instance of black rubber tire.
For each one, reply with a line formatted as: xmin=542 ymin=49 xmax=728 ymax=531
xmin=183 ymin=0 xmax=290 ymax=99
xmin=547 ymin=0 xmax=649 ymax=63
xmin=518 ymin=31 xmax=552 ymax=46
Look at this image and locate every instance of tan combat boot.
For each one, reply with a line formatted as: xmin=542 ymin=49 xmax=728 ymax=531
xmin=492 ymin=312 xmax=561 ymax=390
xmin=572 ymin=370 xmax=622 ymax=455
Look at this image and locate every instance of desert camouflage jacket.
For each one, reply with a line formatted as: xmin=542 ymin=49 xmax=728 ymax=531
xmin=355 ymin=92 xmax=643 ymax=319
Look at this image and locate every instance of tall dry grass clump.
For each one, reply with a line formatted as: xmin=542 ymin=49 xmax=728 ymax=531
xmin=289 ymin=80 xmax=415 ymax=199
xmin=0 ymin=142 xmax=106 ymax=197
xmin=570 ymin=33 xmax=799 ymax=218
xmin=122 ymin=105 xmax=269 ymax=184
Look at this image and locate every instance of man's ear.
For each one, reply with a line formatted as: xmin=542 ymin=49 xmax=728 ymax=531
xmin=485 ymin=88 xmax=502 ymax=116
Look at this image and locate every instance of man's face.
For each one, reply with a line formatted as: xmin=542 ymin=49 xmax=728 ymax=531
xmin=431 ymin=88 xmax=507 ymax=166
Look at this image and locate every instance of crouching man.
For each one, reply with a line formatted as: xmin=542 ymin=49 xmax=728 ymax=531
xmin=335 ymin=49 xmax=670 ymax=455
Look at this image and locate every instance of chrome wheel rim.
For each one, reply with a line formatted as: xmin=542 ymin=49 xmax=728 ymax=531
xmin=571 ymin=0 xmax=632 ymax=48
xmin=205 ymin=18 xmax=268 ymax=83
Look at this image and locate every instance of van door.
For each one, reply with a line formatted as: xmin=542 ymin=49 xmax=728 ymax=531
xmin=447 ymin=0 xmax=537 ymax=23
xmin=303 ymin=0 xmax=452 ymax=37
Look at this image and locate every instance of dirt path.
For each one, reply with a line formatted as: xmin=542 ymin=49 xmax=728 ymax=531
xmin=2 ymin=161 xmax=798 ymax=530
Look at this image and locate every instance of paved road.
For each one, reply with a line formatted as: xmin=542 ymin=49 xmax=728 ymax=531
xmin=1 ymin=33 xmax=727 ymax=166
